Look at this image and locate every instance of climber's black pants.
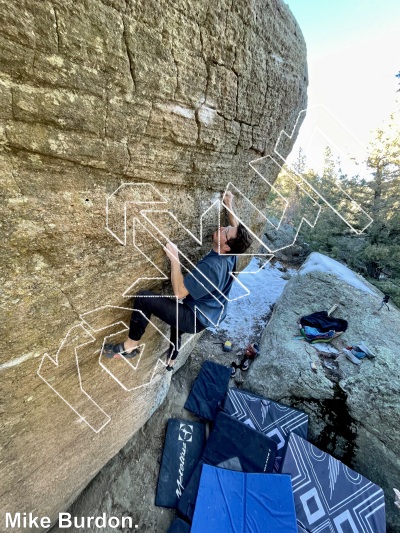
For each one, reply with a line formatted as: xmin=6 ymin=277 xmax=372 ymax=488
xmin=129 ymin=290 xmax=205 ymax=360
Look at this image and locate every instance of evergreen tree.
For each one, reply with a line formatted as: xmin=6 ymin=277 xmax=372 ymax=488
xmin=268 ymin=81 xmax=400 ymax=305
xmin=359 ymin=97 xmax=400 ymax=279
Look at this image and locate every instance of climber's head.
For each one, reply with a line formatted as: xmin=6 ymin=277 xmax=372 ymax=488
xmin=212 ymin=223 xmax=252 ymax=254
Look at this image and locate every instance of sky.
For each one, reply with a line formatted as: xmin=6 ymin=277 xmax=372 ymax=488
xmin=284 ymin=0 xmax=400 ymax=173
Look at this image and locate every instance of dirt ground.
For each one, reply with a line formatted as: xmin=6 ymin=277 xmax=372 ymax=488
xmin=50 ymin=321 xmax=270 ymax=533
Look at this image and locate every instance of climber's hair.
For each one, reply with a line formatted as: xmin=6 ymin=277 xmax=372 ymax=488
xmin=227 ymin=223 xmax=253 ymax=254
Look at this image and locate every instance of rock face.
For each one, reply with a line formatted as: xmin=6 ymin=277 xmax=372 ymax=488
xmin=263 ymin=219 xmax=306 ymax=263
xmin=0 ymin=0 xmax=307 ymax=528
xmin=247 ymin=252 xmax=400 ymax=531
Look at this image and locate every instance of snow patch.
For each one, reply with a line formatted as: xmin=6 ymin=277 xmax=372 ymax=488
xmin=299 ymin=252 xmax=375 ymax=295
xmin=210 ymin=258 xmax=295 ymax=345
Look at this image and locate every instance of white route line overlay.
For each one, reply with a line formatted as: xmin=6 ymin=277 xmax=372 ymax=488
xmin=37 ymin=106 xmax=374 ymax=432
xmin=80 ymin=302 xmax=186 ymax=377
xmin=37 ymin=324 xmax=111 ymax=433
xmin=273 ymin=105 xmax=373 ymax=234
xmin=129 ymin=206 xmax=234 ymax=339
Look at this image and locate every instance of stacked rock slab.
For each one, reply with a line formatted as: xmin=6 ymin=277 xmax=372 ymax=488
xmin=0 ymin=0 xmax=307 ymax=527
xmin=248 ymin=253 xmax=400 ymax=531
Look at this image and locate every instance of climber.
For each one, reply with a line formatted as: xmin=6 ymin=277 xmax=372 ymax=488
xmin=103 ymin=191 xmax=253 ymax=370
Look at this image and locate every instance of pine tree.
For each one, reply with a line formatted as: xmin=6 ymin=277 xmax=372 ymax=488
xmin=359 ymin=97 xmax=400 ymax=279
xmin=268 ymin=78 xmax=400 ymax=305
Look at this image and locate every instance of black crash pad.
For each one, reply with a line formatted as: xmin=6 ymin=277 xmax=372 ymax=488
xmin=184 ymin=361 xmax=231 ymax=420
xmin=155 ymin=418 xmax=206 ymax=508
xmin=166 ymin=517 xmax=191 ymax=533
xmin=177 ymin=412 xmax=277 ymax=522
xmin=223 ymin=387 xmax=309 ymax=471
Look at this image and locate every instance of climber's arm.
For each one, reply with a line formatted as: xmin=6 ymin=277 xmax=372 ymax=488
xmin=164 ymin=242 xmax=189 ymax=299
xmin=223 ymin=191 xmax=239 ymax=227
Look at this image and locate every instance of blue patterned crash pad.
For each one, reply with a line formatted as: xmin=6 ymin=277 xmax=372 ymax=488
xmin=281 ymin=433 xmax=386 ymax=532
xmin=191 ymin=465 xmax=298 ymax=533
xmin=184 ymin=361 xmax=231 ymax=420
xmin=223 ymin=388 xmax=308 ymax=471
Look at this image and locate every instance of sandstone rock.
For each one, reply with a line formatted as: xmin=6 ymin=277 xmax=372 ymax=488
xmin=247 ymin=252 xmax=400 ymax=531
xmin=0 ymin=0 xmax=307 ymax=528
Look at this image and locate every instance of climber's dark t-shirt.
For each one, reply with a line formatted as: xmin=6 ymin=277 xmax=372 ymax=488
xmin=183 ymin=250 xmax=237 ymax=328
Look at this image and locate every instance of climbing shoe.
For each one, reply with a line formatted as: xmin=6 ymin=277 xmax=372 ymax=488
xmin=230 ymin=362 xmax=238 ymax=377
xmin=353 ymin=342 xmax=375 ymax=359
xmin=103 ymin=343 xmax=139 ymax=359
xmin=240 ymin=358 xmax=250 ymax=371
xmin=343 ymin=348 xmax=362 ymax=365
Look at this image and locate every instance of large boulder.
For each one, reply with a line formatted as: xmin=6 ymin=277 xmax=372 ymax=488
xmin=247 ymin=252 xmax=400 ymax=531
xmin=0 ymin=0 xmax=307 ymax=529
